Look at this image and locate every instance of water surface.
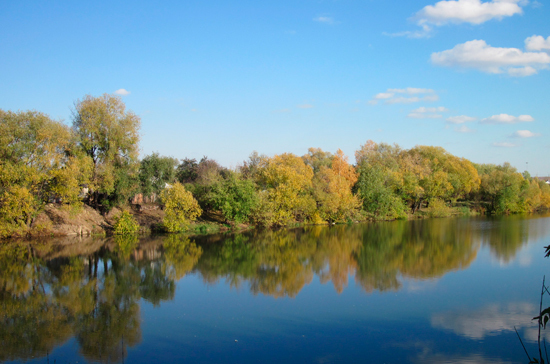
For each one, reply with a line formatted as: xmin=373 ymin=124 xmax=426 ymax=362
xmin=2 ymin=214 xmax=550 ymax=363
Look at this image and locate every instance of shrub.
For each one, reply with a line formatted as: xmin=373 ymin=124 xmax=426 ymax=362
xmin=113 ymin=210 xmax=140 ymax=235
xmin=425 ymin=198 xmax=453 ymax=218
xmin=206 ymin=173 xmax=258 ymax=224
xmin=160 ymin=182 xmax=202 ymax=233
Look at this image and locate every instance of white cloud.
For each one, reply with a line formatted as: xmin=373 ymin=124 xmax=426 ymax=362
xmin=388 ymin=96 xmax=421 ymax=104
xmin=388 ymin=95 xmax=440 ymax=104
xmin=390 ymin=0 xmax=526 ymax=39
xmin=431 ymin=40 xmax=550 ymax=76
xmin=415 ymin=0 xmax=525 ymax=26
xmin=481 ymin=114 xmax=534 ymax=124
xmin=507 ymin=65 xmax=538 ymax=76
xmin=455 ymin=125 xmax=476 ymax=133
xmin=314 ymin=16 xmax=334 ymax=24
xmin=383 ymin=24 xmax=433 ymax=39
xmin=411 ymin=106 xmax=448 ymax=113
xmin=371 ymin=88 xmax=439 ymax=104
xmin=408 ymin=106 xmax=448 ymax=119
xmin=423 ymin=94 xmax=440 ymax=102
xmin=431 ymin=302 xmax=549 ymax=344
xmin=375 ymin=92 xmax=394 ymax=99
xmin=493 ymin=142 xmax=519 ymax=147
xmin=511 ymin=130 xmax=540 ymax=138
xmin=297 ymin=104 xmax=314 ymax=109
xmin=388 ymin=87 xmax=435 ymax=94
xmin=447 ymin=115 xmax=477 ymax=124
xmin=408 ymin=113 xmax=443 ymax=119
xmin=114 ymin=88 xmax=131 ymax=96
xmin=525 ymin=35 xmax=550 ymax=51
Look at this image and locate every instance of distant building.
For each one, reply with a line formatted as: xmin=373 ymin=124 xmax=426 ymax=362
xmin=537 ymin=177 xmax=550 ymax=184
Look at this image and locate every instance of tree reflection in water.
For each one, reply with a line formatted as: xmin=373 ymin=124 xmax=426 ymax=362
xmin=0 ymin=235 xmax=202 ymax=363
xmin=1 ymin=214 xmax=544 ymax=362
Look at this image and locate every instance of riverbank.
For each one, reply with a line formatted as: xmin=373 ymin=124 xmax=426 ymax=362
xmin=7 ymin=200 xmax=548 ymax=240
xmin=19 ymin=203 xmax=246 ymax=238
xmin=10 ymin=201 xmax=477 ymax=239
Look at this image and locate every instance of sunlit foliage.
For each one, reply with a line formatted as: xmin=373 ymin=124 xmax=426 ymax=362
xmin=0 ymin=110 xmax=89 ymax=236
xmin=254 ymin=153 xmax=315 ymax=227
xmin=313 ymin=149 xmax=361 ymax=223
xmin=72 ymin=94 xmax=140 ymax=209
xmin=205 ymin=171 xmax=258 ymax=224
xmin=160 ymin=183 xmax=202 ymax=232
xmin=113 ymin=211 xmax=140 ymax=235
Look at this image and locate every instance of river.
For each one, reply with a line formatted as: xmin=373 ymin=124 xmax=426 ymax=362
xmin=2 ymin=213 xmax=550 ymax=363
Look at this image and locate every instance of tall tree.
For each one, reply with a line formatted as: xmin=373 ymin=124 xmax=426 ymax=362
xmin=313 ymin=150 xmax=361 ymax=223
xmin=72 ymin=94 xmax=140 ymax=208
xmin=0 ymin=110 xmax=89 ymax=236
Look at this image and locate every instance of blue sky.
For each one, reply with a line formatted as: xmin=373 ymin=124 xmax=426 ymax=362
xmin=1 ymin=0 xmax=549 ymax=175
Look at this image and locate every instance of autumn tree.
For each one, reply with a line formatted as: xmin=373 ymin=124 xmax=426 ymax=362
xmin=0 ymin=110 xmax=89 ymax=236
xmin=313 ymin=149 xmax=361 ymax=223
xmin=254 ymin=153 xmax=315 ymax=227
xmin=72 ymin=94 xmax=140 ymax=209
xmin=160 ymin=182 xmax=202 ymax=232
xmin=302 ymin=147 xmax=333 ymax=173
xmin=405 ymin=146 xmax=480 ymax=207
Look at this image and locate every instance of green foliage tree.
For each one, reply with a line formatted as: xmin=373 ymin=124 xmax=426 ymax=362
xmin=160 ymin=182 xmax=202 ymax=232
xmin=139 ymin=152 xmax=178 ymax=196
xmin=205 ymin=171 xmax=258 ymax=224
xmin=175 ymin=157 xmax=199 ymax=183
xmin=72 ymin=94 xmax=140 ymax=209
xmin=355 ymin=141 xmax=407 ymax=219
xmin=177 ymin=156 xmax=229 ymax=215
xmin=355 ymin=164 xmax=407 ymax=219
xmin=476 ymin=163 xmax=525 ymax=214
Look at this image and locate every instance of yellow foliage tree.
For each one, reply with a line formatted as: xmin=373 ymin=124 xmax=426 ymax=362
xmin=255 ymin=153 xmax=315 ymax=226
xmin=0 ymin=109 xmax=90 ymax=236
xmin=160 ymin=182 xmax=202 ymax=232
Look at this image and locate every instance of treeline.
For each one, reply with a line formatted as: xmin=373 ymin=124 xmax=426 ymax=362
xmin=1 ymin=94 xmax=549 ymax=237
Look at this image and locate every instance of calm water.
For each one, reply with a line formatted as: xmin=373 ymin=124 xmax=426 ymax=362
xmin=2 ymin=214 xmax=550 ymax=363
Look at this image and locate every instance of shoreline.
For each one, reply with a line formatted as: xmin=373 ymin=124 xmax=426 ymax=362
xmin=4 ymin=202 xmax=547 ymax=241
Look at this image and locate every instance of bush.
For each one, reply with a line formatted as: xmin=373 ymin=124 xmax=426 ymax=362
xmin=113 ymin=210 xmax=140 ymax=235
xmin=425 ymin=198 xmax=453 ymax=218
xmin=160 ymin=183 xmax=202 ymax=233
xmin=0 ymin=186 xmax=38 ymax=238
xmin=206 ymin=173 xmax=257 ymax=224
